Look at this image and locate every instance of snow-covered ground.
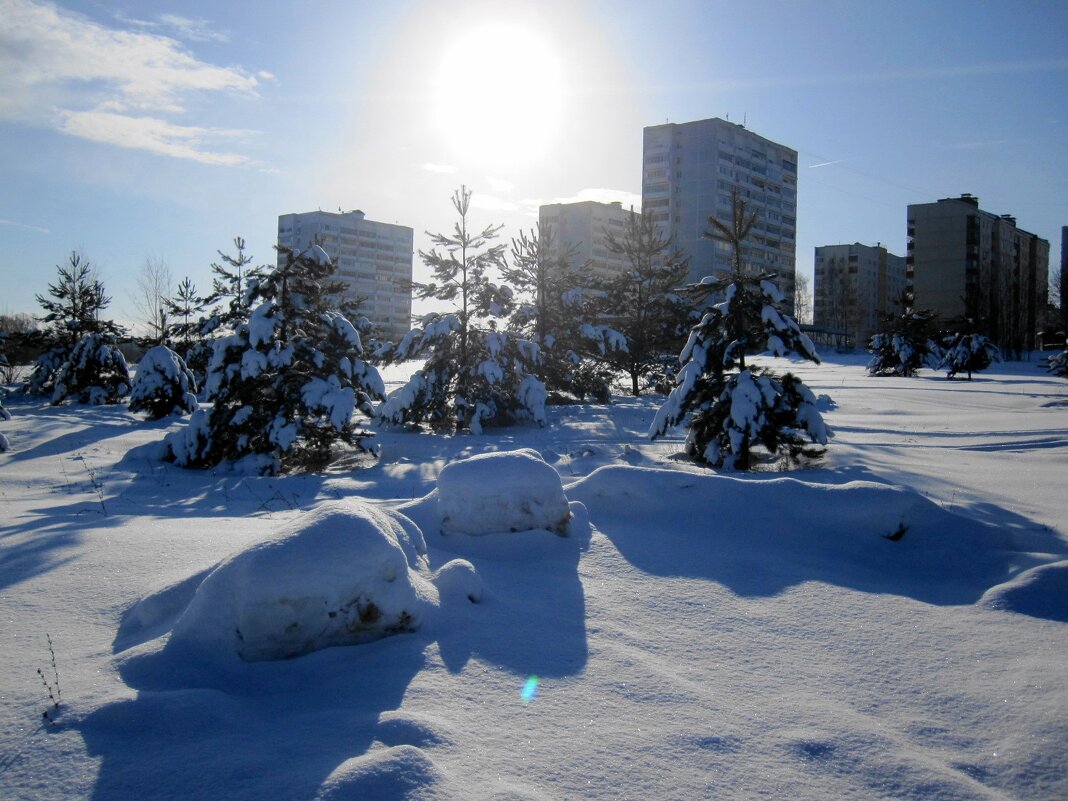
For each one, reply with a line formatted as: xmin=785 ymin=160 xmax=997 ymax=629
xmin=1 ymin=354 xmax=1066 ymax=800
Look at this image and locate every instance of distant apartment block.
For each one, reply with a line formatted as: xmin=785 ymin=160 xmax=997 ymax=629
xmin=1060 ymin=226 xmax=1067 ymax=336
xmin=907 ymin=194 xmax=1049 ymax=353
xmin=642 ymin=116 xmax=798 ymax=301
xmin=277 ymin=209 xmax=413 ymax=343
xmin=538 ymin=200 xmax=640 ymax=280
xmin=814 ymin=243 xmax=906 ymax=346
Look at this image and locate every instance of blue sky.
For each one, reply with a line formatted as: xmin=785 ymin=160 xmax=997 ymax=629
xmin=1 ymin=0 xmax=1066 ymax=328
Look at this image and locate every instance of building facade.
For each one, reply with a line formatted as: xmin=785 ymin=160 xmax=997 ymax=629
xmin=641 ymin=117 xmax=798 ymax=302
xmin=907 ymin=195 xmax=1049 ymax=353
xmin=538 ymin=200 xmax=640 ymax=280
xmin=277 ymin=209 xmax=414 ymax=343
xmin=814 ymin=243 xmax=906 ymax=347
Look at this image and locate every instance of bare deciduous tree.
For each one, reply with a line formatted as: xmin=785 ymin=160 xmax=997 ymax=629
xmin=132 ymin=257 xmax=174 ymax=342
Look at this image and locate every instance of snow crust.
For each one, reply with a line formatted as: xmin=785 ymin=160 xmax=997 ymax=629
xmin=437 ymin=448 xmax=571 ymax=535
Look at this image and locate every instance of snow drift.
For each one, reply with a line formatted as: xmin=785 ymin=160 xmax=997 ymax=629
xmin=162 ymin=500 xmax=437 ymax=663
xmin=437 ymin=448 xmax=571 ymax=535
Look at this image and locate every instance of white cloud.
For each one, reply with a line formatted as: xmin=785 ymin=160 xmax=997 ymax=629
xmin=419 ymin=162 xmax=458 ymax=174
xmin=113 ymin=11 xmax=231 ymax=44
xmin=470 ymin=193 xmax=519 ymax=213
xmin=548 ymin=188 xmax=642 ymax=209
xmin=59 ymin=110 xmax=253 ymax=166
xmin=0 ymin=0 xmax=261 ymax=164
xmin=0 ymin=217 xmax=50 ymax=234
xmin=485 ymin=176 xmax=514 ymax=194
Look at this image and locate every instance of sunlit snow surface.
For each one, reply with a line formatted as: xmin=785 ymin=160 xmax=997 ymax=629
xmin=1 ymin=354 xmax=1067 ymax=800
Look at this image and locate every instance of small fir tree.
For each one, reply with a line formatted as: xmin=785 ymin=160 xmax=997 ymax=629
xmin=502 ymin=226 xmax=614 ymax=402
xmin=940 ymin=332 xmax=1000 ymax=380
xmin=867 ymin=309 xmax=941 ymax=376
xmin=376 ymin=186 xmax=546 ymax=432
xmin=163 ymin=245 xmax=383 ymax=474
xmin=28 ymin=252 xmax=123 ymax=395
xmin=129 ymin=345 xmax=199 ymax=419
xmin=584 ymin=209 xmax=691 ymax=397
xmin=650 ymin=192 xmax=829 ymax=470
xmin=1048 ymin=349 xmax=1068 ymax=377
xmin=50 ymin=333 xmax=130 ymax=406
xmin=165 ymin=276 xmax=211 ymax=390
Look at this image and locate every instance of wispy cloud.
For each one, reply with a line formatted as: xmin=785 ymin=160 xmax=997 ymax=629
xmin=0 ymin=217 xmax=50 ymax=234
xmin=113 ymin=10 xmax=231 ymax=44
xmin=942 ymin=139 xmax=1012 ymax=151
xmin=419 ymin=162 xmax=458 ymax=174
xmin=485 ymin=176 xmax=514 ymax=194
xmin=470 ymin=193 xmax=519 ymax=213
xmin=0 ymin=0 xmax=262 ymax=164
xmin=59 ymin=110 xmax=254 ymax=166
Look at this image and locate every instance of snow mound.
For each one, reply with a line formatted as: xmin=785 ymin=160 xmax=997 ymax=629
xmin=437 ymin=448 xmax=571 ymax=535
xmin=567 ymin=465 xmax=1047 ymax=605
xmin=978 ymin=560 xmax=1068 ymax=622
xmin=165 ymin=500 xmax=436 ymax=663
xmin=316 ymin=745 xmax=446 ymax=800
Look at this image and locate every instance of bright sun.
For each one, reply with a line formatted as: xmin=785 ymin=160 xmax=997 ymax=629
xmin=432 ymin=23 xmax=564 ymax=169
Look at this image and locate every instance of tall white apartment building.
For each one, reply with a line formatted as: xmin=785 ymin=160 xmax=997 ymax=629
xmin=642 ymin=117 xmax=798 ymax=303
xmin=814 ymin=242 xmax=906 ymax=346
xmin=277 ymin=209 xmax=414 ymax=343
xmin=538 ymin=200 xmax=640 ymax=279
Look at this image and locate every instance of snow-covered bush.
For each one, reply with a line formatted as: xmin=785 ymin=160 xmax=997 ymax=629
xmin=1046 ymin=348 xmax=1068 ymax=378
xmin=50 ymin=333 xmax=130 ymax=406
xmin=940 ymin=333 xmax=1000 ymax=380
xmin=0 ymin=400 xmax=9 ymax=452
xmin=651 ymin=274 xmax=829 ymax=470
xmin=377 ymin=187 xmax=545 ymax=433
xmin=867 ymin=311 xmax=941 ymax=376
xmin=129 ymin=345 xmax=199 ymax=419
xmin=163 ymin=246 xmax=384 ymax=474
xmin=437 ymin=449 xmax=571 ymax=535
xmin=165 ymin=500 xmax=436 ymax=663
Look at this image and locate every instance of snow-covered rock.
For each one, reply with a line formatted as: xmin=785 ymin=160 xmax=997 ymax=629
xmin=437 ymin=448 xmax=571 ymax=535
xmin=166 ymin=500 xmax=437 ymax=663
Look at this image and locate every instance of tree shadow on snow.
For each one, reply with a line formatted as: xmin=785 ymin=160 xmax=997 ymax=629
xmin=76 ymin=634 xmax=434 ymax=801
xmin=73 ymin=494 xmax=589 ymax=801
xmin=567 ymin=465 xmax=1068 ymax=619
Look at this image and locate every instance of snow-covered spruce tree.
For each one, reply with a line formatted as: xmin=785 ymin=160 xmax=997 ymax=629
xmin=501 ymin=226 xmax=615 ymax=402
xmin=1049 ymin=346 xmax=1068 ymax=378
xmin=129 ymin=345 xmax=199 ymax=419
xmin=50 ymin=332 xmax=130 ymax=405
xmin=650 ymin=192 xmax=830 ymax=470
xmin=163 ymin=245 xmax=384 ymax=474
xmin=650 ymin=277 xmax=829 ymax=469
xmin=0 ymin=332 xmax=9 ymax=451
xmin=582 ymin=209 xmax=691 ymax=397
xmin=377 ymin=186 xmax=546 ymax=433
xmin=940 ymin=332 xmax=1000 ymax=380
xmin=185 ymin=237 xmax=270 ymax=398
xmin=867 ymin=309 xmax=941 ymax=376
xmin=28 ymin=252 xmax=123 ymax=396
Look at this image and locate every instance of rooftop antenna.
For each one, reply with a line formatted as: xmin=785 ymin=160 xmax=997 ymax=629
xmin=742 ymin=112 xmax=747 ymax=128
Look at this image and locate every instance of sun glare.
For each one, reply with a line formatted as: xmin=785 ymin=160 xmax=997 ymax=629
xmin=432 ymin=23 xmax=564 ymax=169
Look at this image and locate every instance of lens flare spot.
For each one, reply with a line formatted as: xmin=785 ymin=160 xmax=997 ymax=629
xmin=521 ymin=676 xmax=539 ymax=703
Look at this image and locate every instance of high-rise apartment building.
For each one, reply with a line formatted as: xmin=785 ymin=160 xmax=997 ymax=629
xmin=907 ymin=194 xmax=1049 ymax=353
xmin=642 ymin=117 xmax=798 ymax=300
xmin=277 ymin=209 xmax=414 ymax=343
xmin=814 ymin=243 xmax=906 ymax=346
xmin=538 ymin=200 xmax=640 ymax=280
xmin=1060 ymin=226 xmax=1067 ymax=336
